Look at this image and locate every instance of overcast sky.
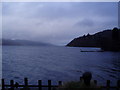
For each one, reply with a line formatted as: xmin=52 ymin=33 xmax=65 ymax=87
xmin=2 ymin=2 xmax=118 ymax=45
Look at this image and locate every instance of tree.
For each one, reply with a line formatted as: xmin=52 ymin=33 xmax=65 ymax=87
xmin=83 ymin=35 xmax=86 ymax=37
xmin=87 ymin=33 xmax=90 ymax=36
xmin=112 ymin=27 xmax=119 ymax=40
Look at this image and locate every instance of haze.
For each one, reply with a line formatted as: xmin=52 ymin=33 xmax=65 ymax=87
xmin=2 ymin=2 xmax=118 ymax=45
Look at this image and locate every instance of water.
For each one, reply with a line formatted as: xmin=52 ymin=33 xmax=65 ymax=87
xmin=2 ymin=46 xmax=120 ymax=86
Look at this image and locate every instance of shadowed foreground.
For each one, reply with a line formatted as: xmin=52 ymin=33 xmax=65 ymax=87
xmin=1 ymin=77 xmax=120 ymax=90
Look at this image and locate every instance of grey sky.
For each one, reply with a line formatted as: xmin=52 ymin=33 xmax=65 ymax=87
xmin=2 ymin=2 xmax=118 ymax=45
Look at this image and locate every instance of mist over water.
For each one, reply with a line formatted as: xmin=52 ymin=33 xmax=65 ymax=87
xmin=2 ymin=2 xmax=118 ymax=45
xmin=2 ymin=46 xmax=120 ymax=86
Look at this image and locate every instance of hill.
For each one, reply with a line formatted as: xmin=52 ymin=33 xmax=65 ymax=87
xmin=1 ymin=39 xmax=52 ymax=46
xmin=66 ymin=28 xmax=120 ymax=51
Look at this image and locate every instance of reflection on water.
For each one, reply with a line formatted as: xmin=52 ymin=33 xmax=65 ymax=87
xmin=2 ymin=46 xmax=120 ymax=85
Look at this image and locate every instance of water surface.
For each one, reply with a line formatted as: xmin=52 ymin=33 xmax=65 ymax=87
xmin=2 ymin=46 xmax=120 ymax=85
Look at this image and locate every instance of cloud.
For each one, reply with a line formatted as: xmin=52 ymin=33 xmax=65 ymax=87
xmin=2 ymin=2 xmax=118 ymax=45
xmin=75 ymin=18 xmax=94 ymax=27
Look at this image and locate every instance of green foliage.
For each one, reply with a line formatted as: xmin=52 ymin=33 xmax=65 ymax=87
xmin=62 ymin=81 xmax=81 ymax=88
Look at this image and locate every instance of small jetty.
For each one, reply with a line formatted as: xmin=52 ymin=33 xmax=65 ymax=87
xmin=80 ymin=49 xmax=104 ymax=52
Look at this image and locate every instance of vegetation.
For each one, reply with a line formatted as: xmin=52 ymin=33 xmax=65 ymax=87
xmin=66 ymin=27 xmax=120 ymax=51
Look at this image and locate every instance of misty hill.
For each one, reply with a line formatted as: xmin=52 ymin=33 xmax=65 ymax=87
xmin=66 ymin=28 xmax=120 ymax=51
xmin=1 ymin=39 xmax=52 ymax=46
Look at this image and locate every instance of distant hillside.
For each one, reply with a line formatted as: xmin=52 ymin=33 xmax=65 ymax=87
xmin=66 ymin=28 xmax=120 ymax=51
xmin=1 ymin=39 xmax=52 ymax=46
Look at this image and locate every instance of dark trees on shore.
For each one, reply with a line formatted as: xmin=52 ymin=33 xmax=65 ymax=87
xmin=66 ymin=27 xmax=120 ymax=51
xmin=112 ymin=27 xmax=120 ymax=41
